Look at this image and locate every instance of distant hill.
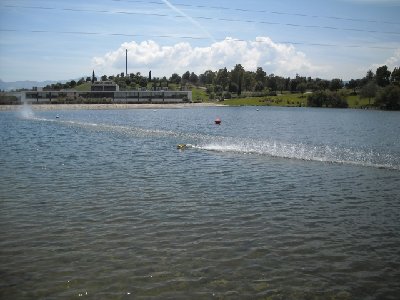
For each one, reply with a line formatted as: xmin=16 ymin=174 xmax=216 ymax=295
xmin=0 ymin=79 xmax=59 ymax=91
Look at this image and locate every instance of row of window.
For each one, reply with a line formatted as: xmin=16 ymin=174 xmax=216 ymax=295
xmin=24 ymin=91 xmax=191 ymax=100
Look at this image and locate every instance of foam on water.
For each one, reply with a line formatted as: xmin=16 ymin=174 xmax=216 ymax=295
xmin=194 ymin=139 xmax=400 ymax=170
xmin=18 ymin=102 xmax=35 ymax=119
xmin=27 ymin=114 xmax=400 ymax=171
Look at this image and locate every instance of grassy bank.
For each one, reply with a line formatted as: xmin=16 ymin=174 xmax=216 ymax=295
xmin=222 ymin=93 xmax=307 ymax=107
xmin=220 ymin=92 xmax=374 ymax=109
xmin=62 ymin=82 xmax=376 ymax=109
xmin=192 ymin=87 xmax=208 ymax=102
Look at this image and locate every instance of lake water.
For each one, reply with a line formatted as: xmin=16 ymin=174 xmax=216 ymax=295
xmin=1 ymin=105 xmax=400 ymax=299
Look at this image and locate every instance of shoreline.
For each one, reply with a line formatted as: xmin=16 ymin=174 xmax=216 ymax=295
xmin=0 ymin=102 xmax=224 ymax=111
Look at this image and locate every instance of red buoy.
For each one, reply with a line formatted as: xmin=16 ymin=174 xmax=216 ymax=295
xmin=215 ymin=118 xmax=221 ymax=125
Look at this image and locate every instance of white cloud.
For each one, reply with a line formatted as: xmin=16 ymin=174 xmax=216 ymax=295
xmin=372 ymin=49 xmax=400 ymax=70
xmin=383 ymin=49 xmax=400 ymax=69
xmin=92 ymin=37 xmax=327 ymax=78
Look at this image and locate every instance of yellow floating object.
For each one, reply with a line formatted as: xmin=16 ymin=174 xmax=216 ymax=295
xmin=177 ymin=144 xmax=186 ymax=149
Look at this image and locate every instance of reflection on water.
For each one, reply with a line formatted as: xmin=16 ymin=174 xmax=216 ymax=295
xmin=1 ymin=106 xmax=399 ymax=299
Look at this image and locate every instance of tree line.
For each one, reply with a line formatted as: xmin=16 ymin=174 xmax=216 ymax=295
xmin=43 ymin=65 xmax=347 ymax=94
xmin=346 ymin=66 xmax=400 ymax=110
xmin=43 ymin=64 xmax=400 ymax=110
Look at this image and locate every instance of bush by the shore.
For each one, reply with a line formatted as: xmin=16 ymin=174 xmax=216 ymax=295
xmin=0 ymin=94 xmax=19 ymax=105
xmin=307 ymin=91 xmax=348 ymax=108
xmin=375 ymin=85 xmax=400 ymax=110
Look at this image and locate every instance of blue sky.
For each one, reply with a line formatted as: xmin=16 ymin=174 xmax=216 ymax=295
xmin=0 ymin=0 xmax=399 ymax=81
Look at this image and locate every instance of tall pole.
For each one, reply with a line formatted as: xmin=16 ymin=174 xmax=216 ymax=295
xmin=125 ymin=49 xmax=128 ymax=77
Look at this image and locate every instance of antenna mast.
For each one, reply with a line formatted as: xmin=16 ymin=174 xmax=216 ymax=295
xmin=125 ymin=49 xmax=128 ymax=76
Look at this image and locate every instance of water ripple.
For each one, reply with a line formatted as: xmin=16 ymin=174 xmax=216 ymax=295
xmin=1 ymin=107 xmax=399 ymax=299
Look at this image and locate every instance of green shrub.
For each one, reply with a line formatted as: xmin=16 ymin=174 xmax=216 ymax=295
xmin=307 ymin=91 xmax=348 ymax=108
xmin=223 ymin=92 xmax=232 ymax=99
xmin=375 ymin=85 xmax=400 ymax=110
xmin=0 ymin=94 xmax=19 ymax=104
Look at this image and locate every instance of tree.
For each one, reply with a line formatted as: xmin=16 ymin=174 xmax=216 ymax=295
xmin=375 ymin=85 xmax=400 ymax=110
xmin=182 ymin=71 xmax=190 ymax=84
xmin=189 ymin=72 xmax=199 ymax=85
xmin=307 ymin=91 xmax=348 ymax=108
xmin=359 ymin=81 xmax=378 ymax=105
xmin=329 ymin=92 xmax=348 ymax=108
xmin=161 ymin=76 xmax=168 ymax=88
xmin=267 ymin=75 xmax=277 ymax=91
xmin=230 ymin=64 xmax=244 ymax=95
xmin=243 ymin=71 xmax=255 ymax=91
xmin=329 ymin=78 xmax=343 ymax=91
xmin=346 ymin=79 xmax=359 ymax=93
xmin=199 ymin=70 xmax=216 ymax=85
xmin=255 ymin=67 xmax=266 ymax=84
xmin=255 ymin=81 xmax=264 ymax=92
xmin=215 ymin=68 xmax=229 ymax=91
xmin=118 ymin=81 xmax=127 ymax=90
xmin=139 ymin=77 xmax=147 ymax=88
xmin=169 ymin=73 xmax=181 ymax=84
xmin=101 ymin=75 xmax=107 ymax=81
xmin=91 ymin=70 xmax=95 ymax=83
xmin=289 ymin=78 xmax=298 ymax=93
xmin=307 ymin=91 xmax=326 ymax=107
xmin=315 ymin=79 xmax=329 ymax=91
xmin=375 ymin=65 xmax=391 ymax=87
xmin=297 ymin=82 xmax=307 ymax=94
xmin=276 ymin=77 xmax=286 ymax=93
xmin=284 ymin=77 xmax=291 ymax=91
xmin=214 ymin=85 xmax=223 ymax=96
xmin=366 ymin=69 xmax=374 ymax=81
xmin=238 ymin=75 xmax=242 ymax=96
xmin=230 ymin=64 xmax=244 ymax=83
xmin=228 ymin=81 xmax=238 ymax=93
xmin=390 ymin=67 xmax=400 ymax=85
